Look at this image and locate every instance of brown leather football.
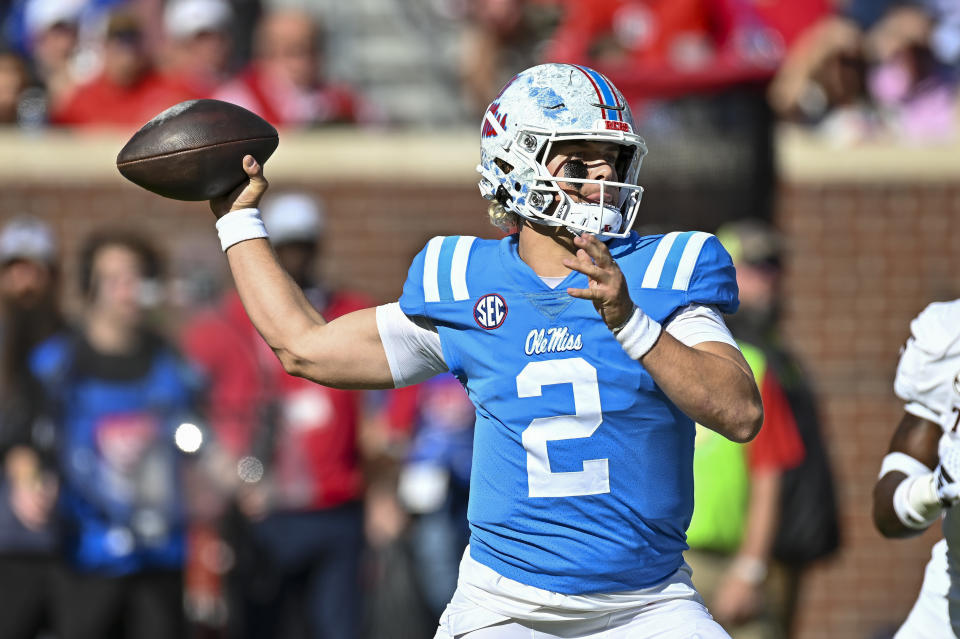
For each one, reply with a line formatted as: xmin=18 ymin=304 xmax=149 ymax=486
xmin=116 ymin=99 xmax=279 ymax=201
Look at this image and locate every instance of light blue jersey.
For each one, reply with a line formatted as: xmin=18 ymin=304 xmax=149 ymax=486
xmin=399 ymin=231 xmax=738 ymax=595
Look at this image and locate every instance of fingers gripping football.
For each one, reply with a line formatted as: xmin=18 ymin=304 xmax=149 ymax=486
xmin=564 ymin=234 xmax=634 ymax=330
xmin=209 ymin=155 xmax=270 ymax=219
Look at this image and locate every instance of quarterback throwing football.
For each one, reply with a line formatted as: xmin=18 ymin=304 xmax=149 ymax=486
xmin=875 ymin=299 xmax=960 ymax=637
xmin=210 ymin=64 xmax=763 ymax=638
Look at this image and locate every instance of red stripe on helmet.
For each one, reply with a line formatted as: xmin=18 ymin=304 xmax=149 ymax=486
xmin=569 ymin=64 xmax=610 ymax=120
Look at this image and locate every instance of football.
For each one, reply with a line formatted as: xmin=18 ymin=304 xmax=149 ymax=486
xmin=116 ymin=99 xmax=279 ymax=201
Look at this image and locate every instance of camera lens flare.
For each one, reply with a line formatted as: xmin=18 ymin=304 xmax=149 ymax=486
xmin=174 ymin=422 xmax=203 ymax=453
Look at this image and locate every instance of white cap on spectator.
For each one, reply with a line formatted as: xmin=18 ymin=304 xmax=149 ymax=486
xmin=0 ymin=217 xmax=57 ymax=265
xmin=164 ymin=0 xmax=233 ymax=40
xmin=24 ymin=0 xmax=85 ymax=40
xmin=262 ymin=193 xmax=326 ymax=245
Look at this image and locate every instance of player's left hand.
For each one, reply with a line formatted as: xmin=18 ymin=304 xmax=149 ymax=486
xmin=564 ymin=233 xmax=634 ymax=330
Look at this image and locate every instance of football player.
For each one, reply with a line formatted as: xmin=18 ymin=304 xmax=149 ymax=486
xmin=209 ymin=63 xmax=763 ymax=638
xmin=874 ymin=299 xmax=960 ymax=637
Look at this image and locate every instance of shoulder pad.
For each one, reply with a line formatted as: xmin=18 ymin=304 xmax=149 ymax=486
xmin=909 ymin=300 xmax=960 ymax=359
xmin=399 ymin=236 xmax=478 ymax=317
xmin=895 ymin=300 xmax=960 ymax=419
xmin=636 ymin=231 xmax=738 ymax=313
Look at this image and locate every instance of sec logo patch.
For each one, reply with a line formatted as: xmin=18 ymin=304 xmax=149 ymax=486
xmin=474 ymin=294 xmax=507 ymax=330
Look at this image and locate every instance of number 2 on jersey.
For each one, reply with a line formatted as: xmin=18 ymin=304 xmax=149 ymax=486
xmin=517 ymin=358 xmax=610 ymax=498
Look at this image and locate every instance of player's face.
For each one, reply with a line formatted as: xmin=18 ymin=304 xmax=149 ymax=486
xmin=544 ymin=140 xmax=621 ymax=207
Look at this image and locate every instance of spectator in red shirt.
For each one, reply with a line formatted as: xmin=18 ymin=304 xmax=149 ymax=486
xmin=214 ymin=8 xmax=374 ymax=128
xmin=22 ymin=0 xmax=84 ymax=113
xmin=51 ymin=9 xmax=198 ymax=130
xmin=182 ymin=192 xmax=371 ymax=639
xmin=159 ymin=0 xmax=235 ymax=97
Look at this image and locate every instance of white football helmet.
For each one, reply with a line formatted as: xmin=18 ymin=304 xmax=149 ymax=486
xmin=477 ymin=63 xmax=648 ymax=239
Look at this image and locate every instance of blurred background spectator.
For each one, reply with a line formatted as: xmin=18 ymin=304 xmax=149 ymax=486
xmin=51 ymin=8 xmax=197 ymax=128
xmin=0 ymin=48 xmax=30 ymax=124
xmin=182 ymin=192 xmax=372 ymax=639
xmin=214 ymin=8 xmax=375 ymax=127
xmin=458 ymin=0 xmax=559 ymax=118
xmin=22 ymin=0 xmax=85 ymax=116
xmin=770 ymin=0 xmax=960 ymax=143
xmin=717 ymin=220 xmax=840 ymax=637
xmin=31 ymin=230 xmax=195 ymax=639
xmin=0 ymin=217 xmax=63 ymax=639
xmin=391 ymin=374 xmax=475 ymax=620
xmin=158 ymin=0 xmax=235 ymax=96
xmin=684 ymin=341 xmax=806 ymax=638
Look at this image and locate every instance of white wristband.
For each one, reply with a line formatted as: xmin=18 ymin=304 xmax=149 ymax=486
xmin=893 ymin=472 xmax=942 ymax=530
xmin=614 ymin=306 xmax=662 ymax=360
xmin=215 ymin=207 xmax=268 ymax=252
xmin=730 ymin=556 xmax=768 ymax=585
xmin=879 ymin=452 xmax=933 ymax=480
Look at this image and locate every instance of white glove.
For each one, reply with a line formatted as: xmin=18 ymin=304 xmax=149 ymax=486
xmin=935 ymin=431 xmax=960 ymax=506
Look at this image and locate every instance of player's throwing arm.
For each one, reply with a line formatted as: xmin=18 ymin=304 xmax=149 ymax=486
xmin=209 ymin=157 xmax=395 ymax=390
xmin=114 ymin=99 xmax=393 ymax=389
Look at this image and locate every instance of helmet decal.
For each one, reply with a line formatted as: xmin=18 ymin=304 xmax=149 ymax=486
xmin=482 ymin=102 xmax=508 ymax=138
xmin=529 ymin=86 xmax=568 ymax=119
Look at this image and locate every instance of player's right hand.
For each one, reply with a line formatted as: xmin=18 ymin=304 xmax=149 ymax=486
xmin=935 ymin=431 xmax=960 ymax=506
xmin=564 ymin=232 xmax=634 ymax=330
xmin=209 ymin=155 xmax=269 ymax=219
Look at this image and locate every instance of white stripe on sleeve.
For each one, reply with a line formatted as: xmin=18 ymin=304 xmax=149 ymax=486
xmin=422 ymin=237 xmax=444 ymax=303
xmin=641 ymin=232 xmax=679 ymax=288
xmin=671 ymin=232 xmax=711 ymax=291
xmin=451 ymin=236 xmax=475 ymax=301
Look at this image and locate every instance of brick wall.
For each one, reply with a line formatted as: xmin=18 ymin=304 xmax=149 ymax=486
xmin=779 ymin=182 xmax=960 ymax=639
xmin=2 ymin=132 xmax=958 ymax=638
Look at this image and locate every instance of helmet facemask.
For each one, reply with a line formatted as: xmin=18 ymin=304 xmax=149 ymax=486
xmin=480 ymin=126 xmax=647 ymax=239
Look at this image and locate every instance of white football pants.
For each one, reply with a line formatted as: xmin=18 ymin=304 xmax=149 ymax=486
xmin=434 ymin=598 xmax=730 ymax=639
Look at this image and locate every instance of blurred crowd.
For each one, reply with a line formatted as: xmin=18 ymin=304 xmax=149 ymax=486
xmin=0 ymin=203 xmax=480 ymax=639
xmin=0 ymin=0 xmax=957 ymax=142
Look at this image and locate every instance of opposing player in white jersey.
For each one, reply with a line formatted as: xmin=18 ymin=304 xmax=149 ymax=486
xmin=208 ymin=63 xmax=763 ymax=638
xmin=874 ymin=299 xmax=960 ymax=637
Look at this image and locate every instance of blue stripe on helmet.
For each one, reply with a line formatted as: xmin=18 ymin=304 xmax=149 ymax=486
xmin=583 ymin=67 xmax=622 ymax=122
